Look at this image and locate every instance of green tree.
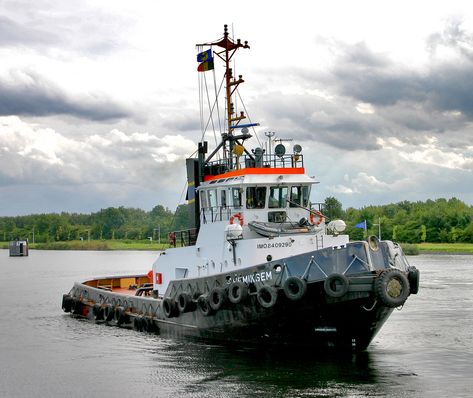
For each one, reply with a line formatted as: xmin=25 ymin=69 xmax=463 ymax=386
xmin=323 ymin=197 xmax=344 ymax=220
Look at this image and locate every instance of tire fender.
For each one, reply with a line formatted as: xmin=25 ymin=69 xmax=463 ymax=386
xmin=177 ymin=292 xmax=193 ymax=313
xmin=209 ymin=287 xmax=227 ymax=311
xmin=375 ymin=268 xmax=410 ymax=308
xmin=324 ymin=274 xmax=350 ymax=298
xmin=283 ymin=277 xmax=307 ymax=301
xmin=257 ymin=285 xmax=278 ymax=308
xmin=197 ymin=294 xmax=214 ymax=316
xmin=228 ymin=282 xmax=249 ymax=304
xmin=162 ymin=298 xmax=176 ymax=318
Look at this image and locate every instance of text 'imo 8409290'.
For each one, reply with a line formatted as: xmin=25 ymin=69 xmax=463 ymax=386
xmin=62 ymin=25 xmax=419 ymax=351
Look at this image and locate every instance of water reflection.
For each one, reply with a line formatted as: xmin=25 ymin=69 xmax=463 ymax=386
xmin=147 ymin=340 xmax=394 ymax=397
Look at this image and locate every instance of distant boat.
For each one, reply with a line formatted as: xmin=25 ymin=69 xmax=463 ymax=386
xmin=9 ymin=239 xmax=29 ymax=257
xmin=62 ymin=25 xmax=420 ymax=351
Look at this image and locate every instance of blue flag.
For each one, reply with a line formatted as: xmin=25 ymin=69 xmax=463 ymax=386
xmin=355 ymin=220 xmax=367 ymax=229
xmin=197 ymin=49 xmax=213 ymax=62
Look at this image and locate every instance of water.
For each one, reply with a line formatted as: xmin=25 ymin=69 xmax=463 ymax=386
xmin=0 ymin=250 xmax=472 ymax=397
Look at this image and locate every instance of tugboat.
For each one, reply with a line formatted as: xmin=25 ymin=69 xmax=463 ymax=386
xmin=62 ymin=26 xmax=419 ymax=350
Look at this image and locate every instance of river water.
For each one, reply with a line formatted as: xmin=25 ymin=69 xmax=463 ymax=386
xmin=0 ymin=250 xmax=472 ymax=397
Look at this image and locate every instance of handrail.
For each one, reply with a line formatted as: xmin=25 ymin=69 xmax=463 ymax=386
xmin=204 ymin=153 xmax=304 ymax=176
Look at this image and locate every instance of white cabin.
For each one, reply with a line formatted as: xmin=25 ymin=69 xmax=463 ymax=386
xmin=152 ymin=165 xmax=348 ymax=294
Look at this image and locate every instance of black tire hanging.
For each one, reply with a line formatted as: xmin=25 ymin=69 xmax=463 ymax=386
xmin=70 ymin=298 xmax=82 ymax=315
xmin=133 ymin=316 xmax=143 ymax=332
xmin=228 ymin=282 xmax=248 ymax=304
xmin=177 ymin=292 xmax=193 ymax=313
xmin=103 ymin=304 xmax=114 ymax=322
xmin=197 ymin=294 xmax=214 ymax=316
xmin=93 ymin=303 xmax=103 ymax=321
xmin=114 ymin=306 xmax=126 ymax=325
xmin=141 ymin=316 xmax=155 ymax=332
xmin=324 ymin=273 xmax=350 ymax=298
xmin=162 ymin=298 xmax=176 ymax=318
xmin=62 ymin=294 xmax=72 ymax=313
xmin=407 ymin=266 xmax=420 ymax=295
xmin=283 ymin=277 xmax=307 ymax=301
xmin=257 ymin=285 xmax=278 ymax=308
xmin=375 ymin=268 xmax=410 ymax=308
xmin=209 ymin=287 xmax=227 ymax=311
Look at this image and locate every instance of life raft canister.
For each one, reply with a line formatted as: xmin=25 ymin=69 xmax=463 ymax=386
xmin=309 ymin=210 xmax=325 ymax=226
xmin=230 ymin=212 xmax=244 ymax=226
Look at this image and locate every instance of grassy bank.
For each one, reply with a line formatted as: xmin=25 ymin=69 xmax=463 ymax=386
xmin=1 ymin=240 xmax=170 ymax=251
xmin=416 ymin=242 xmax=473 ymax=254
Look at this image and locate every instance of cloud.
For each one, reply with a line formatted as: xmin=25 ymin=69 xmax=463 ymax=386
xmin=0 ymin=15 xmax=56 ymax=47
xmin=250 ymin=20 xmax=473 ymax=158
xmin=0 ymin=116 xmax=196 ymax=213
xmin=0 ymin=70 xmax=132 ymax=120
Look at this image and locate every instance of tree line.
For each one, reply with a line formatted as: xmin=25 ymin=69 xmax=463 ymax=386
xmin=324 ymin=197 xmax=473 ymax=243
xmin=1 ymin=197 xmax=472 ymax=244
xmin=0 ymin=205 xmax=189 ymax=243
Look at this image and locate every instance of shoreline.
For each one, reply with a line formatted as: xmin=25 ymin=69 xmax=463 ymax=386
xmin=2 ymin=241 xmax=473 ymax=254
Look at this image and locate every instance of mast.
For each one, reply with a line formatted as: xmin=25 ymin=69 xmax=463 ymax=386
xmin=197 ymin=25 xmax=253 ymax=168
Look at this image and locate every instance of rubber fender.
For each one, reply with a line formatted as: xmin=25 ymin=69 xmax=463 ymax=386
xmin=162 ymin=297 xmax=177 ymax=318
xmin=114 ymin=306 xmax=127 ymax=325
xmin=62 ymin=294 xmax=73 ymax=313
xmin=324 ymin=274 xmax=350 ymax=298
xmin=257 ymin=285 xmax=278 ymax=309
xmin=141 ymin=316 xmax=150 ymax=332
xmin=197 ymin=294 xmax=214 ymax=316
xmin=70 ymin=298 xmax=82 ymax=314
xmin=92 ymin=303 xmax=103 ymax=321
xmin=177 ymin=292 xmax=193 ymax=313
xmin=228 ymin=281 xmax=249 ymax=304
xmin=407 ymin=266 xmax=420 ymax=295
xmin=375 ymin=268 xmax=410 ymax=308
xmin=283 ymin=277 xmax=307 ymax=301
xmin=133 ymin=316 xmax=143 ymax=332
xmin=103 ymin=304 xmax=114 ymax=322
xmin=142 ymin=316 xmax=158 ymax=333
xmin=209 ymin=287 xmax=227 ymax=311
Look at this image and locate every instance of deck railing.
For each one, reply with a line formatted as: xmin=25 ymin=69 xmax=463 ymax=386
xmin=204 ymin=153 xmax=304 ymax=177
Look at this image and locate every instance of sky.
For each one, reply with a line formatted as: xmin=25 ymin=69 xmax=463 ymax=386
xmin=1 ymin=0 xmax=473 ymax=216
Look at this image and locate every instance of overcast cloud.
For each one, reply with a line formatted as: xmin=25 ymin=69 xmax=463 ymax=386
xmin=1 ymin=0 xmax=473 ymax=215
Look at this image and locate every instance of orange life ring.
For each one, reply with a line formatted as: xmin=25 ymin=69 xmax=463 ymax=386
xmin=230 ymin=212 xmax=244 ymax=226
xmin=310 ymin=210 xmax=325 ymax=225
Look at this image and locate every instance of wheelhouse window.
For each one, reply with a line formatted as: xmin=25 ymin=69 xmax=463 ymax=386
xmin=290 ymin=186 xmax=310 ymax=207
xmin=232 ymin=188 xmax=242 ymax=208
xmin=220 ymin=190 xmax=227 ymax=208
xmin=208 ymin=189 xmax=217 ymax=208
xmin=200 ymin=190 xmax=208 ymax=209
xmin=269 ymin=186 xmax=288 ymax=208
xmin=302 ymin=186 xmax=310 ymax=207
xmin=246 ymin=187 xmax=266 ymax=209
